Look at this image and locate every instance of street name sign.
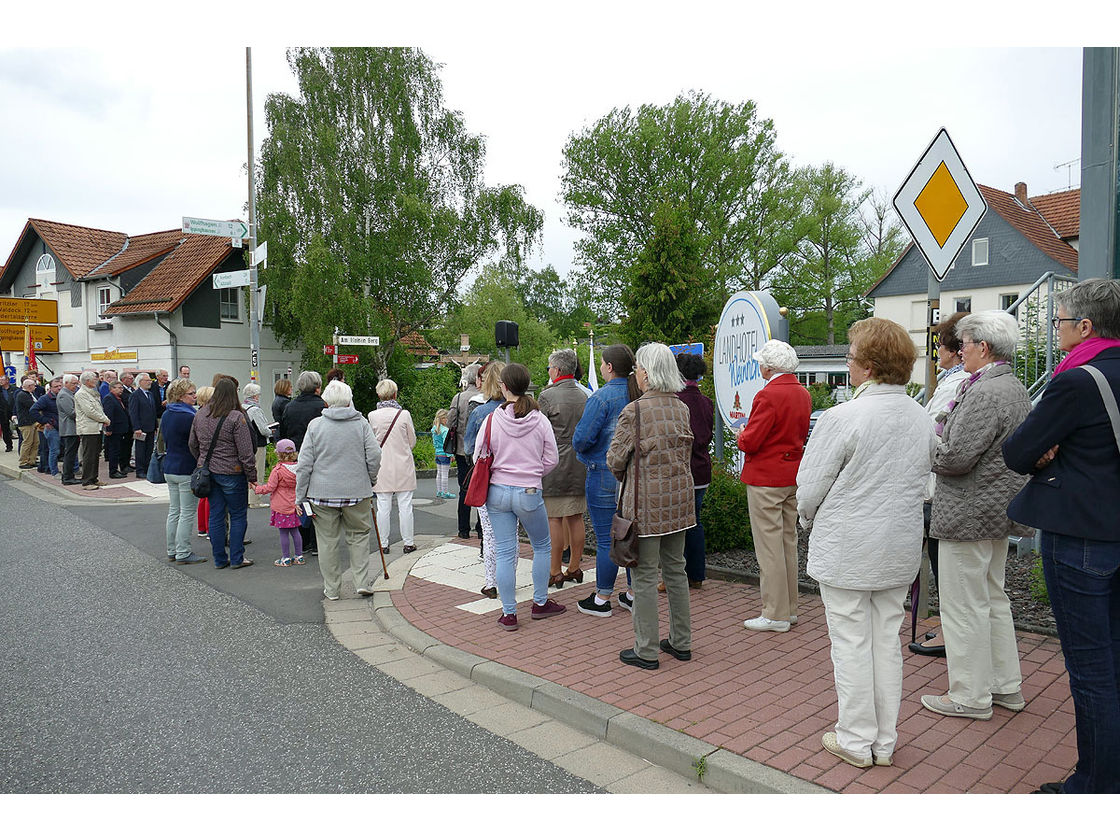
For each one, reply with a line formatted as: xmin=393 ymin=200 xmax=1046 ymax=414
xmin=893 ymin=128 xmax=987 ymax=280
xmin=183 ymin=216 xmax=251 ymax=240
xmin=0 ymin=297 xmax=58 ymax=324
xmin=336 ymin=354 xmax=360 ymax=364
xmin=338 ymin=334 xmax=379 ymax=346
xmin=213 ymin=269 xmax=252 ymax=289
xmin=0 ymin=323 xmax=60 ymax=352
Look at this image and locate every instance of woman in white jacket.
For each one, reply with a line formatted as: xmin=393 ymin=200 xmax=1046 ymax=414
xmin=797 ymin=318 xmax=937 ymax=769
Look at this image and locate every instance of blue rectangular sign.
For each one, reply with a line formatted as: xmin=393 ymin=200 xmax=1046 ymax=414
xmin=669 ymin=342 xmax=704 ymax=356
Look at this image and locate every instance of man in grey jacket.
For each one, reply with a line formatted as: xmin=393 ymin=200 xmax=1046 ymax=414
xmin=295 ymin=380 xmax=381 ymax=601
xmin=447 ymin=363 xmax=481 ymax=539
xmin=56 ymin=374 xmax=82 ymax=485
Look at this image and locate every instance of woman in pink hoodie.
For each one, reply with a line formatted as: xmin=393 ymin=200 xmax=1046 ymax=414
xmin=483 ymin=363 xmax=566 ymax=630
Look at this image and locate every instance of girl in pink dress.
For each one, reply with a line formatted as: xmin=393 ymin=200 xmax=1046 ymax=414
xmin=253 ymin=438 xmax=303 ymax=566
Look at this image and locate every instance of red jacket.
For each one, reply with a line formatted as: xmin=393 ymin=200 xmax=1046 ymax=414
xmin=737 ymin=374 xmax=812 ymax=487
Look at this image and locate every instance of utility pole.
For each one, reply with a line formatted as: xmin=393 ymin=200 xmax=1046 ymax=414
xmin=1080 ymin=48 xmax=1120 ymax=281
xmin=246 ymin=46 xmax=261 ymax=383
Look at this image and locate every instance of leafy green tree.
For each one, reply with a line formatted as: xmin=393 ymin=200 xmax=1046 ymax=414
xmin=256 ymin=47 xmax=543 ymax=382
xmin=430 ymin=265 xmax=558 ymax=384
xmin=858 ymin=188 xmax=907 ymax=289
xmin=620 ymin=203 xmax=719 ymax=346
xmin=771 ymin=163 xmax=873 ymax=345
xmin=515 ymin=265 xmax=596 ymax=342
xmin=561 ymin=91 xmax=801 ymax=319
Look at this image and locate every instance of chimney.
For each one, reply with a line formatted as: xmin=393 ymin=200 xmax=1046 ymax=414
xmin=1014 ymin=182 xmax=1028 ymax=203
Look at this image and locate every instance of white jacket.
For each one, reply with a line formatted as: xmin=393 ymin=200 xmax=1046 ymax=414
xmin=796 ymin=384 xmax=937 ymax=590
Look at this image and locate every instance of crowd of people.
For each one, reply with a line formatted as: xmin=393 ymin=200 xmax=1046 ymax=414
xmin=8 ymin=280 xmax=1120 ymax=794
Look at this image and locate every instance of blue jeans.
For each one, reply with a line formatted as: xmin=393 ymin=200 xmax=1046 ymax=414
xmin=1041 ymin=530 xmax=1120 ymax=793
xmin=486 ymin=483 xmax=551 ymax=615
xmin=684 ymin=486 xmax=707 ymax=582
xmin=166 ymin=473 xmax=199 ymax=559
xmin=208 ymin=473 xmax=248 ymax=568
xmin=40 ymin=428 xmax=60 ymax=475
xmin=586 ymin=466 xmax=630 ymax=597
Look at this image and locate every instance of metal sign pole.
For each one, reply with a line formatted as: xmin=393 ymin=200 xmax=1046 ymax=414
xmin=926 ymin=267 xmax=940 ymax=405
xmin=246 ymin=46 xmax=261 ymax=383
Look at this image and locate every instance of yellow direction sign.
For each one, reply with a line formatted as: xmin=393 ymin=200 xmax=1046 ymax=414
xmin=0 ymin=323 xmax=61 ymax=353
xmin=0 ymin=297 xmax=59 ymax=324
xmin=893 ymin=128 xmax=987 ymax=280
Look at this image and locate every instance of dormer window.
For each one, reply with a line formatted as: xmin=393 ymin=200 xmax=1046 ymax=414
xmin=34 ymin=253 xmax=55 ymax=292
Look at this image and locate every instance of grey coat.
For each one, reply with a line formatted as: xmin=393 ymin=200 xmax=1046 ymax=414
xmin=295 ymin=406 xmax=381 ymax=502
xmin=447 ymin=386 xmax=479 ymax=456
xmin=538 ymin=378 xmax=588 ymax=498
xmin=57 ymin=386 xmax=78 ymax=437
xmin=930 ymin=364 xmax=1033 ymax=541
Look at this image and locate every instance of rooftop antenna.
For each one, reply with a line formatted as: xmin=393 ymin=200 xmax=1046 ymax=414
xmin=1054 ymin=157 xmax=1080 ymax=189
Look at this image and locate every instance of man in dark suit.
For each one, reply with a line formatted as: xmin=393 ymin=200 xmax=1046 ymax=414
xmin=150 ymin=369 xmax=170 ymax=420
xmin=129 ymin=372 xmax=158 ymax=479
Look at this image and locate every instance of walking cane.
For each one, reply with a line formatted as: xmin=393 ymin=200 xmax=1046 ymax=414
xmin=372 ymin=511 xmax=389 ymax=580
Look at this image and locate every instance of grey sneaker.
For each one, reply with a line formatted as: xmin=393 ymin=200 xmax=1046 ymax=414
xmin=921 ymin=694 xmax=993 ymax=720
xmin=992 ymin=690 xmax=1026 ymax=711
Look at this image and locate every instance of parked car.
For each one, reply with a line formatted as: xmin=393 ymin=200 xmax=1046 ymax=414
xmin=806 ymin=409 xmax=825 ymax=442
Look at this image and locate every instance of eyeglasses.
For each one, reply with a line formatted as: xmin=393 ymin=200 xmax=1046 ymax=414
xmin=1051 ymin=317 xmax=1081 ymax=330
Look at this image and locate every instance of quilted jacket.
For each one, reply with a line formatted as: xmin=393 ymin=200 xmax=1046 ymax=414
xmin=930 ymin=364 xmax=1033 ymax=541
xmin=606 ymin=391 xmax=696 ymax=537
xmin=538 ymin=378 xmax=588 ymax=497
xmin=796 ymin=384 xmax=937 ymax=590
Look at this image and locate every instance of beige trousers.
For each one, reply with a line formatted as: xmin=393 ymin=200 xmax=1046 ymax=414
xmin=746 ymin=484 xmax=799 ymax=621
xmin=311 ymin=498 xmax=373 ymax=599
xmin=18 ymin=424 xmax=39 ymax=467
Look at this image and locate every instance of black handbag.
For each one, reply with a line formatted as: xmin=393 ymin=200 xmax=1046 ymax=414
xmin=609 ymin=400 xmax=641 ymax=568
xmin=190 ymin=416 xmax=226 ymax=498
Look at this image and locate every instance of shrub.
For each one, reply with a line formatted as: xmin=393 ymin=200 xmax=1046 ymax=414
xmin=413 ymin=434 xmax=436 ymax=471
xmin=1029 ymin=551 xmax=1049 ymax=605
xmin=700 ymin=460 xmax=753 ymax=552
xmin=807 ymin=382 xmax=835 ymax=411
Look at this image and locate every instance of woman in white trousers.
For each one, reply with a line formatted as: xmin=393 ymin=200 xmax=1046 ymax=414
xmin=368 ymin=379 xmax=417 ymax=553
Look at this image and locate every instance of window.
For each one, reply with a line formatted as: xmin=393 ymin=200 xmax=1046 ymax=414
xmin=1000 ymin=293 xmax=1019 ymax=312
xmin=220 ymin=287 xmax=240 ymax=321
xmin=954 ymin=297 xmax=972 ymax=313
xmin=35 ymin=253 xmax=56 ymax=290
xmin=972 ymin=238 xmax=989 ymax=267
xmin=97 ymin=286 xmax=112 ymax=319
xmin=827 ymin=372 xmax=849 ymax=388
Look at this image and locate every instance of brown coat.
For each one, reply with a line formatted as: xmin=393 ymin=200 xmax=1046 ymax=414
xmin=606 ymin=390 xmax=696 ymax=537
xmin=538 ymin=378 xmax=588 ymax=498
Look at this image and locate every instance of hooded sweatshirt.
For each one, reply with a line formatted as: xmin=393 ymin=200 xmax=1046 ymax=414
xmin=486 ymin=403 xmax=559 ymax=488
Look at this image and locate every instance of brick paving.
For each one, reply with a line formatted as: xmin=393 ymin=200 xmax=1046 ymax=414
xmin=394 ymin=538 xmax=1077 ymax=794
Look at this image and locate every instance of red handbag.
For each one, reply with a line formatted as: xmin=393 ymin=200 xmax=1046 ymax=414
xmin=463 ymin=414 xmax=494 ymax=507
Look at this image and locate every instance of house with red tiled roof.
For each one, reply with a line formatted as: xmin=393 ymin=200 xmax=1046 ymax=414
xmin=866 ymin=181 xmax=1079 ymax=380
xmin=0 ymin=218 xmax=303 ymax=407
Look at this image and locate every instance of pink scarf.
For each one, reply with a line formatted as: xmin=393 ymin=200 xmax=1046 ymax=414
xmin=1052 ymin=337 xmax=1120 ymax=377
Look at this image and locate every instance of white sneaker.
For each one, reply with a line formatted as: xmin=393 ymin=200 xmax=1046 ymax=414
xmin=743 ymin=615 xmax=791 ymax=632
xmin=356 ymin=585 xmax=374 ymax=597
xmin=789 ymin=615 xmax=798 ymax=625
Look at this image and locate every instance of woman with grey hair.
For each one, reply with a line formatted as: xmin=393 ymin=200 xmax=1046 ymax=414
xmin=368 ymin=379 xmax=418 ymax=554
xmin=737 ymin=339 xmax=812 ymax=632
xmin=606 ymin=343 xmax=695 ymax=669
xmin=449 ymin=362 xmax=482 ymax=540
xmin=539 ymin=348 xmax=589 ymax=587
xmin=920 ymin=310 xmax=1032 ymax=721
xmin=242 ymin=382 xmax=273 ymax=508
xmin=1003 ymin=278 xmax=1120 ymax=793
xmin=296 ymin=380 xmax=382 ymax=600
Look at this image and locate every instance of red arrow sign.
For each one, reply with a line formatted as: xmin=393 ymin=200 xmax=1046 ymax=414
xmin=336 ymin=354 xmax=360 ymax=364
xmin=323 ymin=344 xmax=336 ymax=355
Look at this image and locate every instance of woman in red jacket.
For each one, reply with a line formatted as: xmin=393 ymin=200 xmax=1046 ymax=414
xmin=737 ymin=340 xmax=812 ymax=632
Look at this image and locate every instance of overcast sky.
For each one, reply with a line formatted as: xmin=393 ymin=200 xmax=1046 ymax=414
xmin=0 ymin=3 xmax=1103 ymax=286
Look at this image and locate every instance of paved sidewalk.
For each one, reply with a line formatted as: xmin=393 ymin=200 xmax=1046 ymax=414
xmin=384 ymin=538 xmax=1077 ymax=794
xmin=0 ymin=443 xmax=162 ymax=501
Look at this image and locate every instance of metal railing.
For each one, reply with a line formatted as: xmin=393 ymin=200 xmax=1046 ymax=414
xmin=1003 ymin=271 xmax=1078 ymax=398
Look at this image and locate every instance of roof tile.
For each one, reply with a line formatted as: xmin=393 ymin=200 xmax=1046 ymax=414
xmin=1028 ymin=189 xmax=1080 ymax=239
xmin=28 ymin=218 xmax=127 ymax=278
xmin=979 ymin=184 xmax=1078 ymax=273
xmin=105 ymin=235 xmax=234 ymax=314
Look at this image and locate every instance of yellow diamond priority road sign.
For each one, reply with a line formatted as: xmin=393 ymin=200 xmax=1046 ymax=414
xmin=893 ymin=128 xmax=986 ymax=280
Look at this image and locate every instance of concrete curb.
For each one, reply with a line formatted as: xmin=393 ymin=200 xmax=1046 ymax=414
xmin=368 ymin=541 xmax=829 ymax=795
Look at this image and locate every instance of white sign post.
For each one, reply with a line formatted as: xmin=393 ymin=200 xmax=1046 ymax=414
xmin=337 ymin=334 xmax=380 ymax=346
xmin=213 ymin=269 xmax=252 ymax=289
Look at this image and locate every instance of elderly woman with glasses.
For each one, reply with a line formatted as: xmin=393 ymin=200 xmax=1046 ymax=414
xmin=919 ymin=310 xmax=1032 ymax=722
xmin=797 ymin=318 xmax=936 ymax=768
xmin=736 ymin=340 xmax=812 ymax=632
xmin=606 ymin=342 xmax=695 ymax=670
xmin=1003 ymin=279 xmax=1120 ymax=793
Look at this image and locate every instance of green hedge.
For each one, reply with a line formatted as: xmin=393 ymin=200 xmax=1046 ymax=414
xmin=700 ymin=461 xmax=753 ymax=552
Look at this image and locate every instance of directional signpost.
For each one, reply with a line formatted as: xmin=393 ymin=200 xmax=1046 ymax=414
xmin=213 ymin=269 xmax=252 ymax=289
xmin=0 ymin=298 xmax=60 ymax=358
xmin=183 ymin=216 xmax=251 ymax=241
xmin=337 ymin=334 xmax=380 ymax=346
xmin=893 ymin=128 xmax=987 ymax=405
xmin=0 ymin=324 xmax=59 ymax=352
xmin=336 ymin=354 xmax=360 ymax=364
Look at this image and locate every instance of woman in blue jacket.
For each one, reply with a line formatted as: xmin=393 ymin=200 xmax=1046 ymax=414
xmin=1003 ymin=278 xmax=1120 ymax=794
xmin=573 ymin=344 xmax=637 ymax=619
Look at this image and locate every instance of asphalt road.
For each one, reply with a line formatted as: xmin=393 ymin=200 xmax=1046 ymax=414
xmin=0 ymin=477 xmax=599 ymax=793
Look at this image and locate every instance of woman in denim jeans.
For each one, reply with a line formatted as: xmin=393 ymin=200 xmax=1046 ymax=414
xmin=574 ymin=344 xmax=637 ymax=618
xmin=484 ymin=364 xmax=566 ymax=631
xmin=160 ymin=379 xmax=207 ymax=565
xmin=1003 ymin=278 xmax=1120 ymax=794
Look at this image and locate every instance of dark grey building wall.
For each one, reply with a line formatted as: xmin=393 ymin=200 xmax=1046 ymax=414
xmin=181 ymin=251 xmax=245 ymax=329
xmin=870 ymin=212 xmax=1071 ymax=298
